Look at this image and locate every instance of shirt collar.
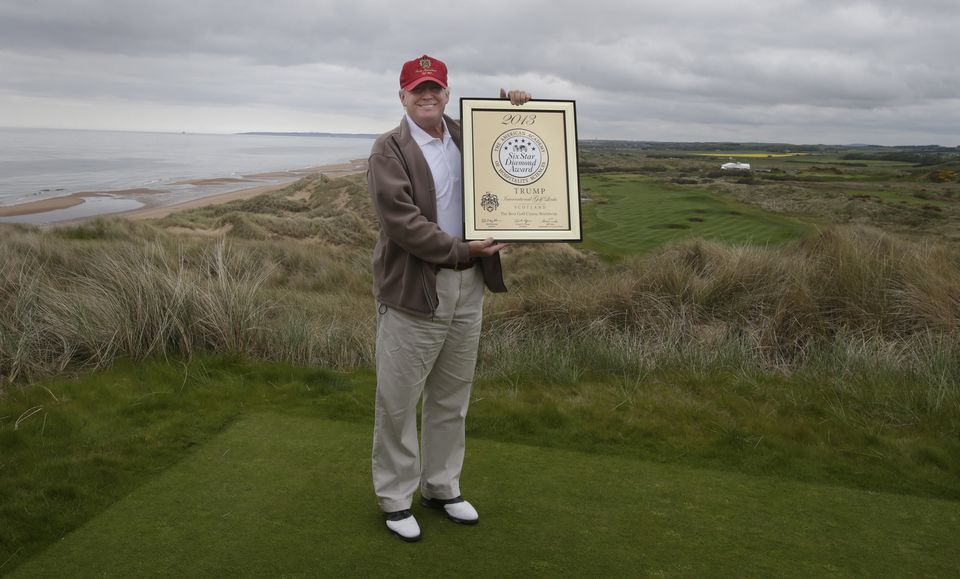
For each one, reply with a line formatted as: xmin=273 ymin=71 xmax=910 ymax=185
xmin=405 ymin=115 xmax=450 ymax=146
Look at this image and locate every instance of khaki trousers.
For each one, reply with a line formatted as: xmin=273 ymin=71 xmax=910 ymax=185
xmin=372 ymin=267 xmax=484 ymax=513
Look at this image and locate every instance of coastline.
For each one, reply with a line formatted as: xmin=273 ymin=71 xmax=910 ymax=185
xmin=0 ymin=160 xmax=367 ymax=225
xmin=0 ymin=189 xmax=163 ymax=218
xmin=123 ymin=160 xmax=367 ymax=220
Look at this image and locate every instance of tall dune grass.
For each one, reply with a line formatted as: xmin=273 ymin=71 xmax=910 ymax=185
xmin=480 ymin=227 xmax=960 ymax=425
xmin=0 ymin=231 xmax=275 ymax=382
xmin=490 ymin=228 xmax=960 ymax=351
xmin=0 ymin=175 xmax=957 ymax=426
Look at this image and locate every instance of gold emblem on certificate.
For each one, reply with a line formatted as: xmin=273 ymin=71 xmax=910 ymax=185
xmin=461 ymin=99 xmax=581 ymax=242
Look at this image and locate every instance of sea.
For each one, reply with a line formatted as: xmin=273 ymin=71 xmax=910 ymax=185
xmin=0 ymin=127 xmax=376 ymax=224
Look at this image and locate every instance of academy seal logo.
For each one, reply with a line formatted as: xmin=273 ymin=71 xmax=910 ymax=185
xmin=492 ymin=129 xmax=548 ymax=185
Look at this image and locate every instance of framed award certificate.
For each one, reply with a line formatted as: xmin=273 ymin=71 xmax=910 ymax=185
xmin=460 ymin=98 xmax=581 ymax=242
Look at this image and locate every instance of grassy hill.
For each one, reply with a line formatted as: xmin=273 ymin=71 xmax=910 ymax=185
xmin=581 ymin=173 xmax=811 ymax=256
xmin=579 ymin=143 xmax=960 ymax=246
xmin=1 ymin=147 xmax=959 ymax=574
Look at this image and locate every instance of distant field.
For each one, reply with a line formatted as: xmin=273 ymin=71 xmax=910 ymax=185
xmin=780 ymin=156 xmax=915 ymax=167
xmin=692 ymin=152 xmax=808 ymax=158
xmin=862 ymin=188 xmax=951 ymax=207
xmin=581 ymin=173 xmax=813 ymax=255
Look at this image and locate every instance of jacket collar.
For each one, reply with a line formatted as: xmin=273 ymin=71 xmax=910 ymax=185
xmin=398 ymin=114 xmax=462 ymax=151
xmin=447 ymin=115 xmax=462 ymax=150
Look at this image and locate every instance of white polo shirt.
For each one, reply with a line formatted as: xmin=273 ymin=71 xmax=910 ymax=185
xmin=405 ymin=115 xmax=463 ymax=240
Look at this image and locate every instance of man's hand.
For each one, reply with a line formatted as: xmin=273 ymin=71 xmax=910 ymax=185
xmin=468 ymin=237 xmax=509 ymax=257
xmin=500 ymin=88 xmax=532 ymax=106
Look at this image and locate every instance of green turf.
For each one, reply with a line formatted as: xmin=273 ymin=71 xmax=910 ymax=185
xmin=581 ymin=174 xmax=812 ymax=256
xmin=862 ymin=188 xmax=951 ymax=207
xmin=11 ymin=413 xmax=959 ymax=578
xmin=780 ymin=156 xmax=915 ymax=167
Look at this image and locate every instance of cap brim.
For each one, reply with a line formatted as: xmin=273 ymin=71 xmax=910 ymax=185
xmin=402 ymin=76 xmax=447 ymax=91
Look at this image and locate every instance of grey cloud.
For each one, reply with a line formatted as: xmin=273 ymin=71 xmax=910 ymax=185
xmin=1 ymin=0 xmax=958 ymax=144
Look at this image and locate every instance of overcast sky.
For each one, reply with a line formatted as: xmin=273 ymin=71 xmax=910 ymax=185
xmin=1 ymin=0 xmax=957 ymax=145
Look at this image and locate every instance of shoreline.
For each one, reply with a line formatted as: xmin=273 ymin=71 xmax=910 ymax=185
xmin=0 ymin=189 xmax=164 ymax=218
xmin=124 ymin=160 xmax=366 ymax=221
xmin=0 ymin=160 xmax=367 ymax=225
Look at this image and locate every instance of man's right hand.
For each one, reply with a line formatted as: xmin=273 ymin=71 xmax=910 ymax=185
xmin=468 ymin=237 xmax=509 ymax=257
xmin=499 ymin=88 xmax=532 ymax=105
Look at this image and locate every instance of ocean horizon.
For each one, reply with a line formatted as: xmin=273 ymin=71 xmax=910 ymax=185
xmin=0 ymin=127 xmax=375 ymax=224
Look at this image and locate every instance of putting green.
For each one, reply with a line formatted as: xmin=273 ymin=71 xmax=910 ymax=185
xmin=582 ymin=174 xmax=811 ymax=255
xmin=12 ymin=413 xmax=959 ymax=577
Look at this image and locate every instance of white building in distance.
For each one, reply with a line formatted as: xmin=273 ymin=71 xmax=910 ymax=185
xmin=721 ymin=162 xmax=751 ymax=171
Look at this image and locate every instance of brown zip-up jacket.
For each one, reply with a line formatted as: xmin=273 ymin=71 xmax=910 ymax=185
xmin=369 ymin=115 xmax=507 ymax=317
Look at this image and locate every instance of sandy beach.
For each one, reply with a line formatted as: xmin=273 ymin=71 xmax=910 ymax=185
xmin=0 ymin=160 xmax=367 ymax=224
xmin=124 ymin=160 xmax=366 ymax=220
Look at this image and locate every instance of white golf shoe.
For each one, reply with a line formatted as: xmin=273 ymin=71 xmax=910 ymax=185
xmin=420 ymin=495 xmax=479 ymax=525
xmin=384 ymin=509 xmax=421 ymax=542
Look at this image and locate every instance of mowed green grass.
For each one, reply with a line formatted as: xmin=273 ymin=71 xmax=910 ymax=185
xmin=581 ymin=174 xmax=812 ymax=256
xmin=4 ymin=356 xmax=960 ymax=576
xmin=11 ymin=413 xmax=960 ymax=578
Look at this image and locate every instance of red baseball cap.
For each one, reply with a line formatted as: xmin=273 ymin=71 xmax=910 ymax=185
xmin=400 ymin=55 xmax=448 ymax=91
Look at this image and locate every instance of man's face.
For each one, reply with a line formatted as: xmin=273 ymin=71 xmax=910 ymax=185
xmin=400 ymin=82 xmax=449 ymax=131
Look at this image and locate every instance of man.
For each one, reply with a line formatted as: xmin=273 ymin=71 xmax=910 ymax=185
xmin=367 ymin=54 xmax=530 ymax=542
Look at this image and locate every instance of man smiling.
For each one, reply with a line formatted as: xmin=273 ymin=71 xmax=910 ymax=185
xmin=367 ymin=54 xmax=529 ymax=542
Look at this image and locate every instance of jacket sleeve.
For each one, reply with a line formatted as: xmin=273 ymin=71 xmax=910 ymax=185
xmin=368 ymin=151 xmax=471 ymax=265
